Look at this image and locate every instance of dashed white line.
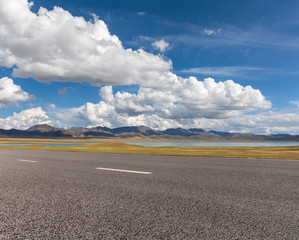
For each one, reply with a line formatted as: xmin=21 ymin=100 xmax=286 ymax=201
xmin=17 ymin=159 xmax=38 ymax=163
xmin=95 ymin=167 xmax=152 ymax=175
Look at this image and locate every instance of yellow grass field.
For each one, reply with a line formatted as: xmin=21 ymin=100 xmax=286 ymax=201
xmin=0 ymin=138 xmax=298 ymax=159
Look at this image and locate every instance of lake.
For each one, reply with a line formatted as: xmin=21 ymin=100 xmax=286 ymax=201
xmin=124 ymin=142 xmax=299 ymax=147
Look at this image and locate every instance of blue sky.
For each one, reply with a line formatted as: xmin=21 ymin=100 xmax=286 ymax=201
xmin=0 ymin=0 xmax=298 ymax=134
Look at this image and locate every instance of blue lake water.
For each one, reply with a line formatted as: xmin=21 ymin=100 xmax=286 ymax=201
xmin=124 ymin=142 xmax=299 ymax=147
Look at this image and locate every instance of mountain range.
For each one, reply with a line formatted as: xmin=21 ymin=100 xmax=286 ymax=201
xmin=0 ymin=124 xmax=298 ymax=141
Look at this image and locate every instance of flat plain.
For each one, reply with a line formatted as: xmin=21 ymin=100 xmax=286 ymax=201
xmin=0 ymin=138 xmax=298 ymax=159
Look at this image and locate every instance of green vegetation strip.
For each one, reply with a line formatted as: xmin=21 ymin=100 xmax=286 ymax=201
xmin=0 ymin=139 xmax=298 ymax=159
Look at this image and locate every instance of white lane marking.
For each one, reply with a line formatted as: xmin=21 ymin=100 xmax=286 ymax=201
xmin=95 ymin=167 xmax=152 ymax=175
xmin=17 ymin=159 xmax=38 ymax=163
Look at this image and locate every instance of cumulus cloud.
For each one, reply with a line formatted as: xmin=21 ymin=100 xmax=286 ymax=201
xmin=152 ymin=39 xmax=170 ymax=53
xmin=58 ymin=77 xmax=272 ymax=129
xmin=112 ymin=77 xmax=271 ymax=119
xmin=0 ymin=1 xmax=271 ymax=103
xmin=58 ymin=102 xmax=118 ymax=128
xmin=0 ymin=77 xmax=31 ymax=107
xmin=58 ymin=101 xmax=180 ymax=130
xmin=58 ymin=102 xmax=299 ymax=134
xmin=0 ymin=0 xmax=280 ymax=133
xmin=196 ymin=112 xmax=299 ymax=135
xmin=0 ymin=107 xmax=60 ymax=130
xmin=99 ymin=86 xmax=114 ymax=102
xmin=1 ymin=105 xmax=295 ymax=134
xmin=0 ymin=0 xmax=171 ymax=86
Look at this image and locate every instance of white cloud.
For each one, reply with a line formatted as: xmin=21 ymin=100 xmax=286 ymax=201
xmin=0 ymin=1 xmax=273 ymax=107
xmin=180 ymin=66 xmax=299 ymax=78
xmin=180 ymin=66 xmax=264 ymax=77
xmin=135 ymin=77 xmax=271 ymax=119
xmin=197 ymin=112 xmax=299 ymax=135
xmin=291 ymin=101 xmax=299 ymax=110
xmin=48 ymin=103 xmax=56 ymax=109
xmin=0 ymin=0 xmax=172 ymax=87
xmin=99 ymin=86 xmax=114 ymax=102
xmin=58 ymin=77 xmax=272 ymax=129
xmin=172 ymin=24 xmax=299 ymax=50
xmin=138 ymin=12 xmax=146 ymax=16
xmin=0 ymin=77 xmax=31 ymax=107
xmin=203 ymin=28 xmax=215 ymax=36
xmin=203 ymin=28 xmax=222 ymax=36
xmin=152 ymin=39 xmax=170 ymax=53
xmin=1 ymin=0 xmax=287 ymax=134
xmin=58 ymin=103 xmax=299 ymax=134
xmin=0 ymin=107 xmax=60 ymax=130
xmin=58 ymin=102 xmax=118 ymax=128
xmin=57 ymin=101 xmax=180 ymax=130
xmin=1 ymin=105 xmax=296 ymax=134
xmin=57 ymin=101 xmax=299 ymax=135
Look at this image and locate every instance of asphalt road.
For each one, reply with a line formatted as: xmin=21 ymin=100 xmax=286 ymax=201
xmin=0 ymin=149 xmax=298 ymax=239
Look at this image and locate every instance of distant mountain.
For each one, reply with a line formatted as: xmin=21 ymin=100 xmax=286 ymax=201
xmin=67 ymin=127 xmax=89 ymax=137
xmin=89 ymin=126 xmax=112 ymax=132
xmin=209 ymin=130 xmax=233 ymax=138
xmin=0 ymin=124 xmax=298 ymax=141
xmin=27 ymin=124 xmax=63 ymax=132
xmin=84 ymin=126 xmax=114 ymax=137
xmin=114 ymin=126 xmax=162 ymax=136
xmin=0 ymin=124 xmax=72 ymax=138
xmin=188 ymin=128 xmax=205 ymax=133
xmin=160 ymin=128 xmax=222 ymax=139
xmin=271 ymin=134 xmax=291 ymax=137
xmin=26 ymin=124 xmax=72 ymax=137
xmin=161 ymin=128 xmax=197 ymax=137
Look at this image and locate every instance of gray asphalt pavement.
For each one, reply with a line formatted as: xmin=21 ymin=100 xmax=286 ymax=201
xmin=0 ymin=149 xmax=298 ymax=239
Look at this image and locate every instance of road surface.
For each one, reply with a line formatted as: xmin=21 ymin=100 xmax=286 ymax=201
xmin=0 ymin=149 xmax=298 ymax=239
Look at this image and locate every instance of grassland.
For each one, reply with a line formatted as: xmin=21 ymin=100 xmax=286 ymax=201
xmin=0 ymin=138 xmax=298 ymax=159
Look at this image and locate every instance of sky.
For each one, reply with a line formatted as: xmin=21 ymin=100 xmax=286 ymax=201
xmin=0 ymin=0 xmax=299 ymax=134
